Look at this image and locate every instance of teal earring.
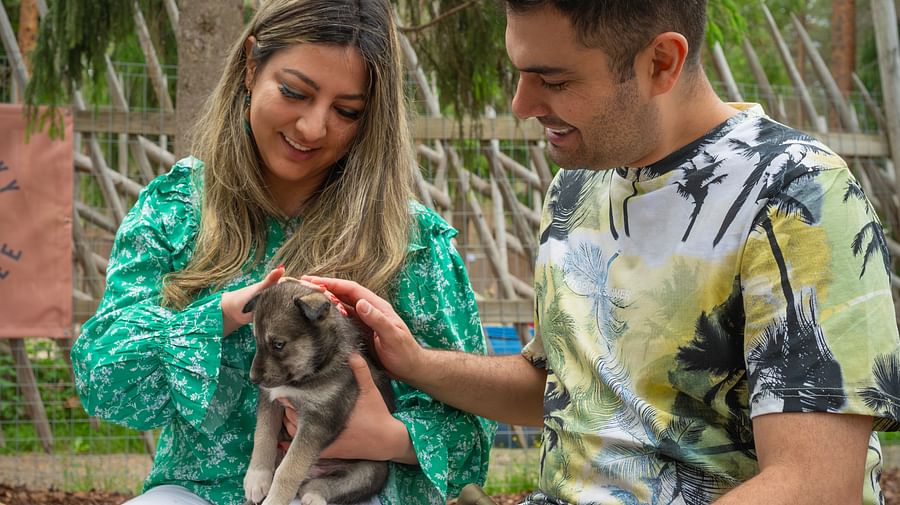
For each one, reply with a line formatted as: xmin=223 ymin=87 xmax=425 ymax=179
xmin=243 ymin=92 xmax=253 ymax=135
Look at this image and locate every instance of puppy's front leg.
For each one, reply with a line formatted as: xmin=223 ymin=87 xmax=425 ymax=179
xmin=262 ymin=416 xmax=328 ymax=505
xmin=244 ymin=395 xmax=283 ymax=504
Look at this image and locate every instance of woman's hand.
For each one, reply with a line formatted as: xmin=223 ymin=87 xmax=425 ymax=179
xmin=300 ymin=275 xmax=425 ymax=382
xmin=220 ymin=265 xmax=285 ymax=336
xmin=280 ymin=354 xmax=418 ymax=465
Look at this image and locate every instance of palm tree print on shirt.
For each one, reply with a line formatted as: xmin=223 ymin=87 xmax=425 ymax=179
xmin=752 ymin=150 xmax=822 ymax=332
xmin=747 ymin=291 xmax=845 ymax=413
xmin=541 ymin=170 xmax=596 ymax=245
xmin=860 ymin=353 xmax=900 ymax=421
xmin=843 ymin=179 xmax=891 ymax=279
xmin=714 ymin=119 xmax=831 ymax=246
xmin=563 ymin=242 xmax=628 ymax=342
xmin=675 ymin=282 xmax=755 ymax=459
xmin=673 ymin=154 xmax=728 ymax=242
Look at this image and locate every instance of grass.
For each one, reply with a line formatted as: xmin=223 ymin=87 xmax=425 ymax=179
xmin=483 ymin=448 xmax=540 ymax=495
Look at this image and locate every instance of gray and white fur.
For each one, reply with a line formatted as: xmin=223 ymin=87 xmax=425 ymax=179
xmin=242 ymin=280 xmax=395 ymax=505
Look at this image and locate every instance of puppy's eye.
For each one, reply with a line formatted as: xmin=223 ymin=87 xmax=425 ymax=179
xmin=272 ymin=341 xmax=286 ymax=351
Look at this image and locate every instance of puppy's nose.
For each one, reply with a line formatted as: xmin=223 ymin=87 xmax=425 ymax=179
xmin=249 ymin=371 xmax=261 ymax=385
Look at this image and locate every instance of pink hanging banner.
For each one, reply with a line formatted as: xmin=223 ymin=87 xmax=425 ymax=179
xmin=0 ymin=104 xmax=73 ymax=338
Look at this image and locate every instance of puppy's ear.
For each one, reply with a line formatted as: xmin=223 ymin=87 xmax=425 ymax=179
xmin=242 ymin=294 xmax=260 ymax=314
xmin=294 ymin=294 xmax=329 ymax=322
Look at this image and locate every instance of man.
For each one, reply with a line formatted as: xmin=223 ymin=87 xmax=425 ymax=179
xmin=306 ymin=1 xmax=900 ymax=503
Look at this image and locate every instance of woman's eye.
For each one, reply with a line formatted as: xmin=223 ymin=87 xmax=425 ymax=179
xmin=272 ymin=341 xmax=285 ymax=351
xmin=337 ymin=108 xmax=361 ymax=120
xmin=279 ymin=84 xmax=306 ymax=100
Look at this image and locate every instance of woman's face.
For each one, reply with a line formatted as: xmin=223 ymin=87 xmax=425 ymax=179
xmin=245 ymin=39 xmax=368 ymax=214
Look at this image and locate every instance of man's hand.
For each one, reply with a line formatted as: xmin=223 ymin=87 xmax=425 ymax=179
xmin=221 ymin=265 xmax=284 ymax=336
xmin=279 ymin=354 xmax=417 ymax=464
xmin=301 ymin=275 xmax=426 ymax=382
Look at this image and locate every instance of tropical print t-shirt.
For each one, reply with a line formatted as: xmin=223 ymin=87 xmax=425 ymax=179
xmin=523 ymin=105 xmax=900 ymax=504
xmin=71 ymin=158 xmax=495 ymax=505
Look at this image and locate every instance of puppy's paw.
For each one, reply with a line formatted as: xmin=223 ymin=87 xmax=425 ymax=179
xmin=243 ymin=466 xmax=274 ymax=504
xmin=299 ymin=492 xmax=327 ymax=505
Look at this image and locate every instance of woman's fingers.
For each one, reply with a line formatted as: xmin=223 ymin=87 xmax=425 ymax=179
xmin=300 ymin=276 xmax=396 ymax=316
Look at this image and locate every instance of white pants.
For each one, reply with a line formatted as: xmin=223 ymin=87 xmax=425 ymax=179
xmin=122 ymin=484 xmax=382 ymax=505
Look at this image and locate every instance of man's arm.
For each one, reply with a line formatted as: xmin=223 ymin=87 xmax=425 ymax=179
xmin=302 ymin=275 xmax=547 ymax=427
xmin=714 ymin=412 xmax=872 ymax=504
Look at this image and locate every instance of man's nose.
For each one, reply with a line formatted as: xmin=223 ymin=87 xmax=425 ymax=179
xmin=511 ymin=77 xmax=548 ymax=120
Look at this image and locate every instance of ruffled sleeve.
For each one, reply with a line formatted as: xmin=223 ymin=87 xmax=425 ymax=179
xmin=71 ymin=157 xmax=226 ymax=431
xmin=380 ymin=203 xmax=496 ymax=504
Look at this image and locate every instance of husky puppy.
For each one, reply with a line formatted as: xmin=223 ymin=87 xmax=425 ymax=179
xmin=242 ymin=279 xmax=395 ymax=505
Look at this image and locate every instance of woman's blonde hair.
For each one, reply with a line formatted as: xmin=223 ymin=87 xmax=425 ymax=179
xmin=162 ymin=0 xmax=415 ymax=309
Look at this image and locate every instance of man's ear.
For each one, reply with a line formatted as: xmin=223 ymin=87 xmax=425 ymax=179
xmin=640 ymin=32 xmax=689 ymax=97
xmin=244 ymin=35 xmax=258 ymax=91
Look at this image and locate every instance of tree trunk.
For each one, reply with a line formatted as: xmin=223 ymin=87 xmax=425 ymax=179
xmin=175 ymin=0 xmax=244 ymax=157
xmin=831 ymin=0 xmax=856 ymax=98
xmin=16 ymin=0 xmax=38 ymax=71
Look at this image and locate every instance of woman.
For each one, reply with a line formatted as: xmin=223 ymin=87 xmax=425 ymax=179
xmin=70 ymin=1 xmax=494 ymax=504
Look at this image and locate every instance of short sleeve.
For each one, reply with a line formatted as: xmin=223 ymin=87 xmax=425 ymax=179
xmin=741 ymin=165 xmax=900 ymax=430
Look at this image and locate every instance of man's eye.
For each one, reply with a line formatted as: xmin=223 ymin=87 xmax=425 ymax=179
xmin=541 ymin=80 xmax=568 ymax=91
xmin=272 ymin=341 xmax=285 ymax=351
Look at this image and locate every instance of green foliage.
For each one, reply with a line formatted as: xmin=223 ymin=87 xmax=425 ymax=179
xmin=482 ymin=448 xmax=541 ymax=495
xmin=395 ymin=0 xmax=513 ymax=116
xmin=0 ymin=340 xmax=151 ymax=455
xmin=707 ymin=0 xmax=748 ymax=47
xmin=22 ymin=0 xmax=176 ymax=135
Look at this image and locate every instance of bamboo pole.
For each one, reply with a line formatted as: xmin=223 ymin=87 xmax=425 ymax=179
xmin=761 ymin=4 xmax=827 ymax=132
xmin=9 ymin=339 xmax=53 ymax=453
xmin=73 ymin=92 xmax=127 ymax=225
xmin=790 ymin=14 xmax=860 ymax=132
xmin=871 ymin=0 xmax=900 ymax=198
xmin=138 ymin=136 xmax=176 ymax=168
xmin=0 ymin=4 xmax=28 ymax=91
xmin=134 ymin=2 xmax=174 ymax=113
xmin=106 ymin=55 xmax=157 ymax=184
xmin=709 ymin=41 xmax=743 ymax=102
xmin=852 ymin=73 xmax=887 ymax=132
xmin=741 ymin=38 xmax=787 ymax=122
xmin=74 ymin=152 xmax=144 ymax=198
xmin=491 ymin=176 xmax=508 ymax=268
xmin=530 ymin=144 xmax=554 ymax=189
xmin=448 ymin=149 xmax=517 ymax=299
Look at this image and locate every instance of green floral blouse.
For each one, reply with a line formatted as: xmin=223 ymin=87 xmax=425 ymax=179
xmin=71 ymin=157 xmax=495 ymax=505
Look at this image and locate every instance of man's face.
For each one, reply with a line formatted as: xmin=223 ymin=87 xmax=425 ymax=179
xmin=505 ymin=6 xmax=661 ymax=170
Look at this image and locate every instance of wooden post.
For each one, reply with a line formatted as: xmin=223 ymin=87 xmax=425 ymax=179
xmin=741 ymin=39 xmax=787 ymax=122
xmin=9 ymin=339 xmax=53 ymax=453
xmin=761 ymin=4 xmax=827 ymax=132
xmin=790 ymin=14 xmax=860 ymax=132
xmin=872 ymin=0 xmax=900 ymax=199
xmin=709 ymin=41 xmax=743 ymax=102
xmin=0 ymin=3 xmax=28 ymax=91
xmin=852 ymin=73 xmax=887 ymax=132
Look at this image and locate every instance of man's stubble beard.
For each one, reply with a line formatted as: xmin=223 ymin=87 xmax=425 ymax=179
xmin=550 ymin=80 xmax=661 ymax=172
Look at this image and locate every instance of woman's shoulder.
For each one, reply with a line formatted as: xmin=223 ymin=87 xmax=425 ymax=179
xmin=139 ymin=156 xmax=204 ymax=207
xmin=408 ymin=201 xmax=457 ymax=253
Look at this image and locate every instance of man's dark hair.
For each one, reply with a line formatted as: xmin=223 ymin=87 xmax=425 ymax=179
xmin=504 ymin=0 xmax=708 ymax=82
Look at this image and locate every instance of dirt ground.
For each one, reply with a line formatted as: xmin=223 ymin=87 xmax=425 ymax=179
xmin=1 ymin=456 xmax=900 ymax=504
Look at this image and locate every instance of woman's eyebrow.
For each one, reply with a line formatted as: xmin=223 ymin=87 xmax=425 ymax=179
xmin=282 ymin=68 xmax=366 ymax=101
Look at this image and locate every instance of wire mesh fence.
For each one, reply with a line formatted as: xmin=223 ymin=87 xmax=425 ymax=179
xmin=0 ymin=53 xmax=897 ymax=494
